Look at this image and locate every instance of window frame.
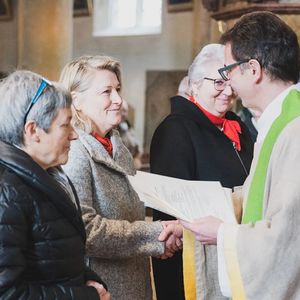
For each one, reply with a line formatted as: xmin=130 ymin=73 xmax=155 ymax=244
xmin=93 ymin=0 xmax=162 ymax=37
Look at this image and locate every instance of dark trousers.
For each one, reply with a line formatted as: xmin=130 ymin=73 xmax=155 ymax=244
xmin=152 ymin=252 xmax=185 ymax=300
xmin=152 ymin=210 xmax=185 ymax=300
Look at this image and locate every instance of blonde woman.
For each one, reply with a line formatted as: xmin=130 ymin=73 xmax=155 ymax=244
xmin=59 ymin=56 xmax=181 ymax=300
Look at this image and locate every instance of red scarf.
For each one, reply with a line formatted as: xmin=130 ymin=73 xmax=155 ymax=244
xmin=92 ymin=132 xmax=113 ymax=156
xmin=189 ymin=96 xmax=242 ymax=151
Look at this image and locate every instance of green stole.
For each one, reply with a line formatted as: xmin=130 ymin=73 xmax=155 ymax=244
xmin=242 ymin=89 xmax=300 ymax=224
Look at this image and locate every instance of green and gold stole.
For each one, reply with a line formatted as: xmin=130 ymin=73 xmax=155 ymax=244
xmin=184 ymin=89 xmax=300 ymax=300
xmin=227 ymin=89 xmax=300 ymax=299
xmin=243 ymin=89 xmax=300 ymax=224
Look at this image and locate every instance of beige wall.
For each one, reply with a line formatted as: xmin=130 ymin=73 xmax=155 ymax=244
xmin=0 ymin=0 xmax=17 ymax=74
xmin=18 ymin=0 xmax=73 ymax=80
xmin=0 ymin=0 xmax=73 ymax=79
xmin=0 ymin=1 xmax=200 ymax=146
xmin=73 ymin=2 xmax=195 ymax=146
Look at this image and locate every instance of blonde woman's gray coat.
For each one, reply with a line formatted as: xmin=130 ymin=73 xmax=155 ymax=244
xmin=63 ymin=129 xmax=164 ymax=300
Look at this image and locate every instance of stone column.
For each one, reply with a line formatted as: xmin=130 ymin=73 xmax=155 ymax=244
xmin=18 ymin=0 xmax=73 ymax=80
xmin=192 ymin=0 xmax=212 ymax=57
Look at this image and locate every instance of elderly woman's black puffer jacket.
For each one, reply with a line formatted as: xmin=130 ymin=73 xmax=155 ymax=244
xmin=0 ymin=141 xmax=105 ymax=299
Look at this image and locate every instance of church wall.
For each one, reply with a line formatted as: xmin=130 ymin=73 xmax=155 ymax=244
xmin=73 ymin=1 xmax=195 ymax=147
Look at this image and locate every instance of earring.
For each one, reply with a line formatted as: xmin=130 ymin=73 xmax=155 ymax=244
xmin=72 ymin=103 xmax=81 ymax=112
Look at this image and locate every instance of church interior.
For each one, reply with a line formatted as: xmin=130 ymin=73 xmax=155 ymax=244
xmin=2 ymin=2 xmax=300 ymax=300
xmin=0 ymin=0 xmax=300 ymax=162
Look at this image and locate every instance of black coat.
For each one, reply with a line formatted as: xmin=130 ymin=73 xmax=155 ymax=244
xmin=150 ymin=96 xmax=254 ymax=300
xmin=0 ymin=141 xmax=105 ymax=299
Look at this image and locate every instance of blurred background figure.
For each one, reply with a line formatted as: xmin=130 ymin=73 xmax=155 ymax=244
xmin=117 ymin=99 xmax=143 ymax=169
xmin=237 ymin=106 xmax=259 ymax=142
xmin=0 ymin=70 xmax=109 ymax=300
xmin=150 ymin=44 xmax=254 ymax=300
xmin=177 ymin=75 xmax=190 ymax=99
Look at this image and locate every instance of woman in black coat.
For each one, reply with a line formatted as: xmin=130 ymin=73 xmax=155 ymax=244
xmin=0 ymin=70 xmax=109 ymax=300
xmin=150 ymin=44 xmax=254 ymax=300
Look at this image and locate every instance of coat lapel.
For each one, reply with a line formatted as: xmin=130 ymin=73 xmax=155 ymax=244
xmin=77 ymin=129 xmax=136 ymax=176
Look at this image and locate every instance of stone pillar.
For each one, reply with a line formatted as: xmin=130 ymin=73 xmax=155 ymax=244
xmin=192 ymin=0 xmax=212 ymax=57
xmin=18 ymin=0 xmax=73 ymax=80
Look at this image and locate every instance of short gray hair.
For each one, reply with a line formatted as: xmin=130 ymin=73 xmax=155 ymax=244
xmin=188 ymin=44 xmax=224 ymax=84
xmin=59 ymin=55 xmax=122 ymax=133
xmin=0 ymin=70 xmax=72 ymax=146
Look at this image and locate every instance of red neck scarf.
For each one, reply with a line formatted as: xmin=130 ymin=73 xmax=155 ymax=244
xmin=92 ymin=132 xmax=113 ymax=156
xmin=188 ymin=96 xmax=242 ymax=151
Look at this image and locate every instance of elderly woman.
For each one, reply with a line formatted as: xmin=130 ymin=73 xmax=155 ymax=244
xmin=0 ymin=70 xmax=109 ymax=300
xmin=59 ymin=55 xmax=179 ymax=300
xmin=150 ymin=44 xmax=254 ymax=300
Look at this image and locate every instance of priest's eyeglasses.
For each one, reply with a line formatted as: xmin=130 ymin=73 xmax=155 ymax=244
xmin=203 ymin=77 xmax=230 ymax=91
xmin=23 ymin=78 xmax=53 ymax=125
xmin=218 ymin=59 xmax=249 ymax=81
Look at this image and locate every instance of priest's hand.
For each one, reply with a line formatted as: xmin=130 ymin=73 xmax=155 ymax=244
xmin=180 ymin=216 xmax=223 ymax=245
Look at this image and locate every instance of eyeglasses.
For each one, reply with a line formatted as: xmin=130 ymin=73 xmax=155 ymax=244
xmin=218 ymin=59 xmax=249 ymax=81
xmin=203 ymin=77 xmax=230 ymax=91
xmin=23 ymin=78 xmax=53 ymax=125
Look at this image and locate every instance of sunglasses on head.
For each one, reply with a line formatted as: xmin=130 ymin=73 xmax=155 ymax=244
xmin=23 ymin=78 xmax=53 ymax=125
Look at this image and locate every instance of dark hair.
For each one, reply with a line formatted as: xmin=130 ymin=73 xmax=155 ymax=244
xmin=220 ymin=11 xmax=300 ymax=83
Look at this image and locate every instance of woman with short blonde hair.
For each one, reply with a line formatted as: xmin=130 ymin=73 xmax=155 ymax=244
xmin=60 ymin=55 xmax=121 ymax=133
xmin=60 ymin=55 xmax=177 ymax=300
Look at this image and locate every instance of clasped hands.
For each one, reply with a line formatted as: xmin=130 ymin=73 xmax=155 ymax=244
xmin=158 ymin=216 xmax=223 ymax=259
xmin=158 ymin=220 xmax=183 ymax=259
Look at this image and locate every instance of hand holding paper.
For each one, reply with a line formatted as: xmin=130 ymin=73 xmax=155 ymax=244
xmin=180 ymin=216 xmax=223 ymax=245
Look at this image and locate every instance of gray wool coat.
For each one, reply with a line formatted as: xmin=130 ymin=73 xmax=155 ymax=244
xmin=63 ymin=129 xmax=164 ymax=300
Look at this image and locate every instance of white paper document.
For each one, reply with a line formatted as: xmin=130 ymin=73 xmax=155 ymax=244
xmin=128 ymin=171 xmax=236 ymax=223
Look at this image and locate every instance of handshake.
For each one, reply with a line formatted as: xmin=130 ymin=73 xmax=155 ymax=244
xmin=157 ymin=216 xmax=223 ymax=259
xmin=158 ymin=220 xmax=183 ymax=259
